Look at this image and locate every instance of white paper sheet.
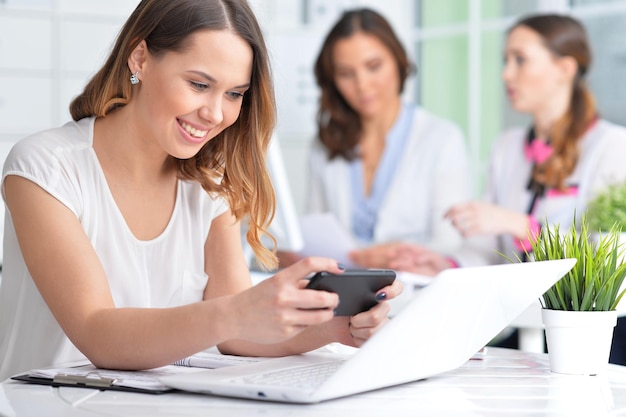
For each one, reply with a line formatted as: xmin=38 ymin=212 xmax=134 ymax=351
xmin=298 ymin=213 xmax=358 ymax=268
xmin=173 ymin=351 xmax=270 ymax=369
xmin=25 ymin=351 xmax=272 ymax=392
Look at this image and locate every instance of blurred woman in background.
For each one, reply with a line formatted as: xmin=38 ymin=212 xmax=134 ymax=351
xmin=279 ymin=8 xmax=470 ymax=269
xmin=389 ymin=14 xmax=626 ymax=358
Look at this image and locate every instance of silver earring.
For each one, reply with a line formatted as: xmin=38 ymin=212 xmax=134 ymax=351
xmin=130 ymin=71 xmax=140 ymax=85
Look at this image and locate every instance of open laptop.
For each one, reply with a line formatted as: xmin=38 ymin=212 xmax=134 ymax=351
xmin=161 ymin=259 xmax=575 ymax=403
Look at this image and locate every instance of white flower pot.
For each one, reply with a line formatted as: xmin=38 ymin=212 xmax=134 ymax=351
xmin=541 ymin=309 xmax=617 ymax=375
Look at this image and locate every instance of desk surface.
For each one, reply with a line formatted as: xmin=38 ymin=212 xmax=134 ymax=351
xmin=3 ymin=347 xmax=626 ymax=417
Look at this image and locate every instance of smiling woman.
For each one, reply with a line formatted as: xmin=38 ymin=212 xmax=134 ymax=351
xmin=0 ymin=0 xmax=402 ymax=381
xmin=121 ymin=29 xmax=253 ymax=157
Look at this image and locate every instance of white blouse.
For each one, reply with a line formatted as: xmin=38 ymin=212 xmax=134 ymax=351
xmin=455 ymin=119 xmax=626 ymax=266
xmin=0 ymin=117 xmax=228 ymax=380
xmin=306 ymin=106 xmax=471 ymax=255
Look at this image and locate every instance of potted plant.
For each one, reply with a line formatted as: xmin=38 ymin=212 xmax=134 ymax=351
xmin=586 ymin=181 xmax=626 ymax=265
xmin=586 ymin=181 xmax=626 ymax=233
xmin=528 ymin=215 xmax=626 ymax=375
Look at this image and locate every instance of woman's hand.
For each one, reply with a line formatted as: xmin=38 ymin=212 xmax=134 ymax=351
xmin=276 ymin=250 xmax=303 ymax=268
xmin=388 ymin=244 xmax=453 ymax=276
xmin=348 ymin=243 xmax=402 ymax=268
xmin=224 ymin=257 xmax=343 ymax=344
xmin=315 ymin=278 xmax=403 ymax=347
xmin=445 ymin=201 xmax=530 ymax=239
xmin=218 ymin=257 xmax=403 ymax=357
xmin=347 ymin=278 xmax=401 ymax=346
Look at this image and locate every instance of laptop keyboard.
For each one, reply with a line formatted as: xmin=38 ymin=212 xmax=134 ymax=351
xmin=231 ymin=360 xmax=345 ymax=390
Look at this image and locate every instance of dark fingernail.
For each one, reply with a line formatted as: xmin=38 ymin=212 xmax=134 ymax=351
xmin=337 ymin=262 xmax=345 ymax=270
xmin=376 ymin=292 xmax=387 ymax=301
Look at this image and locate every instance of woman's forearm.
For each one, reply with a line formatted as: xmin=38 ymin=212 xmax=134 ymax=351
xmin=75 ymin=298 xmax=235 ymax=370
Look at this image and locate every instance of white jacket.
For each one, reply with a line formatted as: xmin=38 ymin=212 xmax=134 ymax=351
xmin=306 ymin=106 xmax=470 ymax=255
xmin=456 ymin=119 xmax=626 ymax=266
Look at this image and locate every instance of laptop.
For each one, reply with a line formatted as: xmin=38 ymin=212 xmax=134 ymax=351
xmin=160 ymin=259 xmax=575 ymax=403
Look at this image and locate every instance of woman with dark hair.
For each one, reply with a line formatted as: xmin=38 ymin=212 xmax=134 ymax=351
xmin=281 ymin=8 xmax=470 ymax=268
xmin=0 ymin=0 xmax=400 ymax=380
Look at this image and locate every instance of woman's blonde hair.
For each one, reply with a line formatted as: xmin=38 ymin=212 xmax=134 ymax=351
xmin=511 ymin=14 xmax=597 ymax=191
xmin=70 ymin=0 xmax=278 ymax=269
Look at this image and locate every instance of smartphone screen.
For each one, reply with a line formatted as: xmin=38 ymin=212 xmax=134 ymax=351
xmin=305 ymin=269 xmax=396 ymax=316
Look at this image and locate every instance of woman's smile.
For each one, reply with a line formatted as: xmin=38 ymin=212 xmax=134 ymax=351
xmin=177 ymin=119 xmax=209 ymax=144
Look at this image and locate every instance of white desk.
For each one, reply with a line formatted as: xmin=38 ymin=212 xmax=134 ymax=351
xmin=2 ymin=348 xmax=626 ymax=416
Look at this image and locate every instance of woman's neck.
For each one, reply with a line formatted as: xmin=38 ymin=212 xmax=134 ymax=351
xmin=532 ymin=89 xmax=572 ymax=140
xmin=533 ymin=116 xmax=556 ymax=140
xmin=94 ymin=108 xmax=175 ymax=183
xmin=360 ymin=97 xmax=402 ymax=140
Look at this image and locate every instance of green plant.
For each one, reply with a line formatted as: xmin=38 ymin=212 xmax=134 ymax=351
xmin=586 ymin=181 xmax=626 ymax=232
xmin=529 ymin=215 xmax=626 ymax=311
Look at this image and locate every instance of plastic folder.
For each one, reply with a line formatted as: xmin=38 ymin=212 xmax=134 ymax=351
xmin=11 ymin=363 xmax=181 ymax=394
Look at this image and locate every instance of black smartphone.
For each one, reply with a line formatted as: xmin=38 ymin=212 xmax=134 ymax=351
xmin=305 ymin=269 xmax=396 ymax=316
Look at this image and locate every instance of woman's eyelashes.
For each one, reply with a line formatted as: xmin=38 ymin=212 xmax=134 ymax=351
xmin=335 ymin=69 xmax=354 ymax=80
xmin=503 ymin=54 xmax=526 ymax=66
xmin=366 ymin=60 xmax=382 ymax=73
xmin=335 ymin=61 xmax=382 ymax=78
xmin=227 ymin=91 xmax=245 ymax=100
xmin=190 ymin=80 xmax=208 ymax=91
xmin=189 ymin=80 xmax=245 ymax=101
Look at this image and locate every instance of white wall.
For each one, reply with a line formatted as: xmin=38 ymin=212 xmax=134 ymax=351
xmin=2 ymin=0 xmax=626 ymax=260
xmin=0 ymin=1 xmax=141 ymax=263
xmin=0 ymin=0 xmax=415 ymax=260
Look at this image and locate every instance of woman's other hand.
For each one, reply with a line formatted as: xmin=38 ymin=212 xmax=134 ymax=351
xmin=446 ymin=201 xmax=530 ymax=239
xmin=276 ymin=250 xmax=303 ymax=268
xmin=388 ymin=244 xmax=454 ymax=276
xmin=317 ymin=278 xmax=403 ymax=347
xmin=348 ymin=243 xmax=402 ymax=268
